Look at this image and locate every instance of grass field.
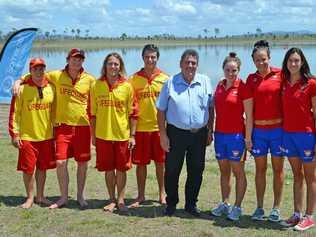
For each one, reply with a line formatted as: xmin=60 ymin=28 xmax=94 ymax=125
xmin=0 ymin=104 xmax=315 ymax=237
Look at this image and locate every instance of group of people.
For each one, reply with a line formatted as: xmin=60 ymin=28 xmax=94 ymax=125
xmin=8 ymin=40 xmax=316 ymax=232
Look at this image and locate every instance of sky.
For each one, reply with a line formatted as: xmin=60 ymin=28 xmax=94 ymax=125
xmin=0 ymin=0 xmax=315 ymax=37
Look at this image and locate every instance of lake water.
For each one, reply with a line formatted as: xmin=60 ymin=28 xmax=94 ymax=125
xmin=26 ymin=44 xmax=316 ymax=88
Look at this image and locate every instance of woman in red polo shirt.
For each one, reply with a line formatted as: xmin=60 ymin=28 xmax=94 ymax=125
xmin=210 ymin=52 xmax=253 ymax=221
xmin=280 ymin=47 xmax=316 ymax=231
xmin=246 ymin=40 xmax=284 ymax=222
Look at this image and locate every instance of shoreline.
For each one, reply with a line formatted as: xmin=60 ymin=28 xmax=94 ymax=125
xmin=1 ymin=38 xmax=316 ymax=51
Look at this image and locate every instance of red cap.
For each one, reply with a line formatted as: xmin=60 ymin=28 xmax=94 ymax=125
xmin=29 ymin=58 xmax=46 ymax=69
xmin=67 ymin=48 xmax=85 ymax=59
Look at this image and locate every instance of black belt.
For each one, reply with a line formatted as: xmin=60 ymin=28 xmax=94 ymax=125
xmin=168 ymin=124 xmax=205 ymax=133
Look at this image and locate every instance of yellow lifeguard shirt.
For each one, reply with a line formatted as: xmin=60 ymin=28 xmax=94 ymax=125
xmin=22 ymin=67 xmax=95 ymax=126
xmin=9 ymin=77 xmax=55 ymax=141
xmin=91 ymin=77 xmax=138 ymax=141
xmin=129 ymin=68 xmax=168 ymax=132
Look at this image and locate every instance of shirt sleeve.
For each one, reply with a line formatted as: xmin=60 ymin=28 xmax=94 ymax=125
xmin=206 ymin=75 xmax=214 ymax=108
xmin=50 ymin=85 xmax=57 ymax=125
xmin=128 ymin=84 xmax=139 ymax=119
xmin=245 ymin=74 xmax=254 ymax=92
xmin=309 ymin=79 xmax=316 ymax=98
xmin=90 ymin=83 xmax=97 ymax=118
xmin=8 ymin=87 xmax=23 ymax=139
xmin=241 ymin=81 xmax=253 ymax=101
xmin=156 ymin=80 xmax=169 ymax=111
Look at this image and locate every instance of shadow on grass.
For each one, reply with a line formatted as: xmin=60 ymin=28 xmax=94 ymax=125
xmin=0 ymin=195 xmax=25 ymax=207
xmin=205 ymin=213 xmax=288 ymax=231
xmin=0 ymin=195 xmax=107 ymax=210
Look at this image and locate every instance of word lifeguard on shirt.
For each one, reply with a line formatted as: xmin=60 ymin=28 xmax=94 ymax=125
xmin=60 ymin=84 xmax=88 ymax=102
xmin=27 ymin=102 xmax=51 ymax=111
xmin=137 ymin=91 xmax=160 ymax=100
xmin=97 ymin=99 xmax=124 ymax=110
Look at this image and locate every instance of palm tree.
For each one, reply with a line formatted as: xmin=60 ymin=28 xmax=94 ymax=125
xmin=214 ymin=28 xmax=220 ymax=38
xmin=203 ymin=28 xmax=208 ymax=38
xmin=76 ymin=29 xmax=80 ymax=38
xmin=45 ymin=31 xmax=50 ymax=39
xmin=256 ymin=28 xmax=262 ymax=36
xmin=120 ymin=33 xmax=127 ymax=40
xmin=52 ymin=29 xmax=56 ymax=39
xmin=71 ymin=29 xmax=75 ymax=38
xmin=85 ymin=29 xmax=89 ymax=38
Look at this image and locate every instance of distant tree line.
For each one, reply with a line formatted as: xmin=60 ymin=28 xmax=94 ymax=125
xmin=0 ymin=27 xmax=315 ymax=43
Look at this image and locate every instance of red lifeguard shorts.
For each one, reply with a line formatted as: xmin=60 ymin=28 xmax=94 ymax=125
xmin=95 ymin=138 xmax=132 ymax=172
xmin=55 ymin=124 xmax=91 ymax=162
xmin=17 ymin=139 xmax=56 ymax=174
xmin=132 ymin=131 xmax=165 ymax=165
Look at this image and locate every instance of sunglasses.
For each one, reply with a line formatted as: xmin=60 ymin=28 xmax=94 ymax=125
xmin=37 ymin=87 xmax=43 ymax=99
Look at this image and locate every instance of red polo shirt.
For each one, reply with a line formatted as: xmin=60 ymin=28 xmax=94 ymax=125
xmin=282 ymin=79 xmax=316 ymax=132
xmin=246 ymin=67 xmax=282 ymax=128
xmin=214 ymin=79 xmax=252 ymax=133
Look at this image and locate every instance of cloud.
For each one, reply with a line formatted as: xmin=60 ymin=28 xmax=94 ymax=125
xmin=0 ymin=0 xmax=315 ymax=37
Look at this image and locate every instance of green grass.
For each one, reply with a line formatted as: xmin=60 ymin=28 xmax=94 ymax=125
xmin=0 ymin=105 xmax=315 ymax=237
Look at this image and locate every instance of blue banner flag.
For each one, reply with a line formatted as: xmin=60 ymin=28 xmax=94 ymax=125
xmin=0 ymin=28 xmax=37 ymax=103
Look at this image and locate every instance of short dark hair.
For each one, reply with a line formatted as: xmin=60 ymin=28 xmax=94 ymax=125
xmin=251 ymin=40 xmax=270 ymax=59
xmin=180 ymin=49 xmax=199 ymax=64
xmin=281 ymin=47 xmax=314 ymax=84
xmin=142 ymin=44 xmax=160 ymax=59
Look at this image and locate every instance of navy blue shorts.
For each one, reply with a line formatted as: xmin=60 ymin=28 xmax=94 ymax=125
xmin=282 ymin=131 xmax=315 ymax=163
xmin=251 ymin=127 xmax=283 ymax=157
xmin=214 ymin=132 xmax=245 ymax=161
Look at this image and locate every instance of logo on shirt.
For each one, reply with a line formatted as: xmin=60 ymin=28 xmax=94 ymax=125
xmin=27 ymin=102 xmax=51 ymax=111
xmin=60 ymin=87 xmax=88 ymax=103
xmin=98 ymin=99 xmax=124 ymax=112
xmin=304 ymin=150 xmax=312 ymax=157
xmin=252 ymin=149 xmax=261 ymax=154
xmin=280 ymin=146 xmax=289 ymax=154
xmin=137 ymin=91 xmax=160 ymax=100
xmin=231 ymin=90 xmax=238 ymax=96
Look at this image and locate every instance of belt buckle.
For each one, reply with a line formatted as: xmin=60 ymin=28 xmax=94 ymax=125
xmin=190 ymin=128 xmax=199 ymax=133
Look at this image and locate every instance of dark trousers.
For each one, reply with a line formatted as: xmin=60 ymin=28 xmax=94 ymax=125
xmin=165 ymin=124 xmax=207 ymax=208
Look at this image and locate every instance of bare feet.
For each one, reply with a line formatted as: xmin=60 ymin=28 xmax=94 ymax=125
xmin=77 ymin=196 xmax=88 ymax=208
xmin=128 ymin=197 xmax=145 ymax=208
xmin=49 ymin=197 xmax=68 ymax=209
xmin=117 ymin=202 xmax=129 ymax=213
xmin=20 ymin=198 xmax=33 ymax=209
xmin=103 ymin=201 xmax=116 ymax=213
xmin=159 ymin=194 xmax=166 ymax=205
xmin=34 ymin=197 xmax=52 ymax=207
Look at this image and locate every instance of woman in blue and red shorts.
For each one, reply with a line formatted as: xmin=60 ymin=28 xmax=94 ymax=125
xmin=280 ymin=48 xmax=316 ymax=231
xmin=246 ymin=40 xmax=285 ymax=222
xmin=210 ymin=52 xmax=253 ymax=221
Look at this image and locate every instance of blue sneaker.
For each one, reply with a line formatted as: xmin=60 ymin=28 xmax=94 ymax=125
xmin=251 ymin=207 xmax=265 ymax=221
xmin=211 ymin=202 xmax=231 ymax=217
xmin=227 ymin=206 xmax=242 ymax=221
xmin=268 ymin=208 xmax=281 ymax=222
